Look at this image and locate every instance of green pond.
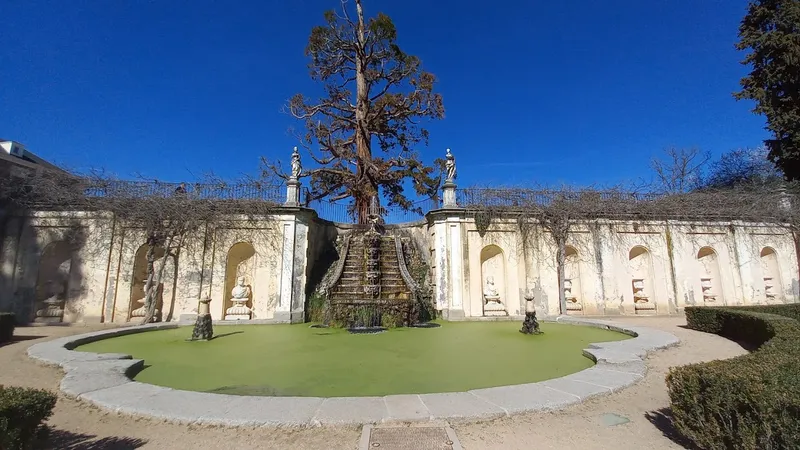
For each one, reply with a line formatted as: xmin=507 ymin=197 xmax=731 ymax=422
xmin=77 ymin=321 xmax=629 ymax=397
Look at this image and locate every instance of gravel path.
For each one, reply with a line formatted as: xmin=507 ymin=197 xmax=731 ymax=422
xmin=2 ymin=317 xmax=745 ymax=450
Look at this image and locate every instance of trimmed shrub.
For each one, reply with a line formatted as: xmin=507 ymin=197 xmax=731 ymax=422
xmin=0 ymin=313 xmax=15 ymax=344
xmin=667 ymin=306 xmax=800 ymax=450
xmin=0 ymin=386 xmax=58 ymax=450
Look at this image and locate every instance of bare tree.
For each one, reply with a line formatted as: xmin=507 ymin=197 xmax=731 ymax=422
xmin=705 ymin=147 xmax=784 ymax=189
xmin=650 ymin=147 xmax=711 ymax=194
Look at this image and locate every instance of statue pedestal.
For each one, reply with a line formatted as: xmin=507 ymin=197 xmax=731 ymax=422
xmin=224 ymin=299 xmax=252 ymax=320
xmin=483 ymin=296 xmax=507 ymax=316
xmin=634 ymin=298 xmax=656 ymax=314
xmin=190 ymin=298 xmax=213 ymax=341
xmin=129 ymin=298 xmax=159 ymax=322
xmin=35 ymin=298 xmax=64 ymax=323
xmin=442 ymin=182 xmax=457 ymax=208
xmin=285 ymin=179 xmax=300 ymax=206
xmin=565 ymin=298 xmax=583 ymax=312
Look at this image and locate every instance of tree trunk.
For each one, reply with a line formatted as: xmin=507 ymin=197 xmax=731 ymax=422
xmin=556 ymin=237 xmax=568 ymax=316
xmin=354 ymin=0 xmax=377 ymax=225
xmin=141 ymin=234 xmax=174 ymax=325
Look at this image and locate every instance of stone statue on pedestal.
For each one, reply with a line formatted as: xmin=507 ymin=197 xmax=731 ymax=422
xmin=483 ymin=276 xmax=507 ymax=316
xmin=445 ymin=148 xmax=456 ymax=183
xmin=225 ymin=276 xmax=253 ymax=320
xmin=35 ymin=279 xmax=66 ymax=322
xmin=484 ymin=276 xmax=500 ymax=301
xmin=290 ymin=147 xmax=302 ymax=179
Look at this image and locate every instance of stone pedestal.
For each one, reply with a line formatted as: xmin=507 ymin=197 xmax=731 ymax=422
xmin=442 ymin=182 xmax=457 ymax=208
xmin=483 ymin=296 xmax=507 ymax=316
xmin=129 ymin=298 xmax=159 ymax=322
xmin=190 ymin=299 xmax=213 ymax=341
xmin=520 ymin=297 xmax=542 ymax=334
xmin=520 ymin=293 xmax=542 ymax=334
xmin=274 ymin=310 xmax=305 ymax=324
xmin=35 ymin=298 xmax=64 ymax=323
xmin=442 ymin=309 xmax=465 ymax=321
xmin=224 ymin=298 xmax=252 ymax=320
xmin=634 ymin=299 xmax=657 ymax=315
xmin=285 ymin=179 xmax=300 ymax=207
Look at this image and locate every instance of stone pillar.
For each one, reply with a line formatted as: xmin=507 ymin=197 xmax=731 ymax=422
xmin=433 ymin=220 xmax=448 ymax=312
xmin=274 ymin=214 xmax=309 ymax=324
xmin=285 ymin=179 xmax=300 ymax=207
xmin=731 ymin=221 xmax=758 ymax=304
xmin=445 ymin=217 xmax=465 ymax=320
xmin=442 ymin=182 xmax=457 ymax=208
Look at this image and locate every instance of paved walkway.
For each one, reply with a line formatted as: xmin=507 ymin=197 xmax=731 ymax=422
xmin=4 ymin=316 xmax=746 ymax=449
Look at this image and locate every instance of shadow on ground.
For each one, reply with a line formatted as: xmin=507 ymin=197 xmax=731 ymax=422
xmin=0 ymin=334 xmax=44 ymax=348
xmin=37 ymin=429 xmax=147 ymax=449
xmin=645 ymin=407 xmax=700 ymax=450
xmin=676 ymin=325 xmax=756 ymax=351
xmin=211 ymin=331 xmax=244 ymax=340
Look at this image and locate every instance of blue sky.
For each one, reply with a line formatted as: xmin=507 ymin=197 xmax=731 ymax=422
xmin=1 ymin=0 xmax=765 ymax=188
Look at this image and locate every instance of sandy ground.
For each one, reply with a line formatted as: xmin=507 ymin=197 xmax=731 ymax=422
xmin=1 ymin=317 xmax=745 ymax=450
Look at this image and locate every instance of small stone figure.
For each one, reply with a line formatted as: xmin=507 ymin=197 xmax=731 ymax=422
xmin=290 ymin=147 xmax=302 ymax=179
xmin=483 ymin=276 xmax=507 ymax=316
xmin=520 ymin=291 xmax=543 ymax=335
xmin=483 ymin=276 xmax=500 ymax=301
xmin=445 ymin=148 xmax=456 ymax=183
xmin=35 ymin=279 xmax=66 ymax=322
xmin=190 ymin=297 xmax=214 ymax=341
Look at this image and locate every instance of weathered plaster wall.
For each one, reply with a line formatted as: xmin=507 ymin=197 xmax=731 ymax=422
xmin=0 ymin=211 xmax=309 ymax=324
xmin=430 ymin=212 xmax=799 ymax=318
xmin=2 ymin=207 xmax=798 ymax=324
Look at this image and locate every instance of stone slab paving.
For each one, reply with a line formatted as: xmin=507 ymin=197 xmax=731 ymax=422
xmin=27 ymin=316 xmax=679 ymax=426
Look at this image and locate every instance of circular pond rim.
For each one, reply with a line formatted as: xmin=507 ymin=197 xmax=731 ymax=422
xmin=27 ymin=316 xmax=679 ymax=426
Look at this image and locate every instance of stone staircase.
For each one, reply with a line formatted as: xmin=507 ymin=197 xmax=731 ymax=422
xmin=329 ymin=236 xmax=412 ymax=303
xmin=324 ymin=231 xmax=419 ymax=327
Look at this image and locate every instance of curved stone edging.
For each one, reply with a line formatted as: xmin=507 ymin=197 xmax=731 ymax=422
xmin=26 ymin=318 xmax=679 ymax=426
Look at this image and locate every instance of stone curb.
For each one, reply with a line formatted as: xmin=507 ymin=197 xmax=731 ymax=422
xmin=27 ymin=317 xmax=679 ymax=427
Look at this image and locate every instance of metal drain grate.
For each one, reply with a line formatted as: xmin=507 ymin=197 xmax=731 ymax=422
xmin=360 ymin=425 xmax=462 ymax=450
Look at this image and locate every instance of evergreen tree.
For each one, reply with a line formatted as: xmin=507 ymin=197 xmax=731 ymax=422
xmin=735 ymin=0 xmax=800 ymax=180
xmin=274 ymin=0 xmax=445 ymax=223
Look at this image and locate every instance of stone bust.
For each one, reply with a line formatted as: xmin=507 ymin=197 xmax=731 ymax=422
xmin=484 ymin=276 xmax=500 ymax=301
xmin=290 ymin=147 xmax=302 ymax=179
xmin=445 ymin=148 xmax=456 ymax=183
xmin=231 ymin=276 xmax=251 ymax=300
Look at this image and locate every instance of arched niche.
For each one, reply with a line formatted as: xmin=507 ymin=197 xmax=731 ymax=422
xmin=760 ymin=247 xmax=784 ymax=303
xmin=628 ymin=245 xmax=656 ymax=313
xmin=697 ymin=247 xmax=723 ymax=305
xmin=129 ymin=244 xmax=173 ymax=322
xmin=480 ymin=245 xmax=507 ymax=316
xmin=34 ymin=241 xmax=73 ymax=322
xmin=564 ymin=246 xmax=583 ymax=313
xmin=224 ymin=242 xmax=256 ymax=320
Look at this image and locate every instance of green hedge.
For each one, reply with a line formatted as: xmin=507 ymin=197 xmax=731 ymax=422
xmin=667 ymin=305 xmax=800 ymax=450
xmin=0 ymin=386 xmax=58 ymax=450
xmin=0 ymin=313 xmax=15 ymax=344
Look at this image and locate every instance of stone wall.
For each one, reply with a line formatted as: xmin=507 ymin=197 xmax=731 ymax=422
xmin=430 ymin=211 xmax=800 ymax=319
xmin=1 ymin=206 xmax=797 ymax=324
xmin=0 ymin=209 xmax=313 ymax=324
